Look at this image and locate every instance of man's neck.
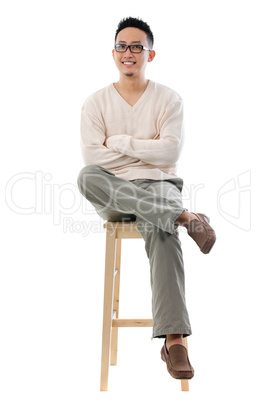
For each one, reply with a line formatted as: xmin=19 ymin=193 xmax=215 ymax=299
xmin=115 ymin=75 xmax=149 ymax=94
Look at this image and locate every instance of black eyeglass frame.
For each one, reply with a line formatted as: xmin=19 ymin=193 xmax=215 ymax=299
xmin=114 ymin=44 xmax=152 ymax=53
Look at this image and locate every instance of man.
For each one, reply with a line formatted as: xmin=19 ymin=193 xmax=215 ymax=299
xmin=77 ymin=17 xmax=216 ymax=381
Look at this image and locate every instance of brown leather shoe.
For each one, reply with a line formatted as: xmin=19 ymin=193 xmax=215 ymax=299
xmin=161 ymin=339 xmax=194 ymax=380
xmin=187 ymin=213 xmax=216 ymax=254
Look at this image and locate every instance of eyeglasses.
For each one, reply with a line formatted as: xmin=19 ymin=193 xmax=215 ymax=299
xmin=114 ymin=44 xmax=151 ymax=53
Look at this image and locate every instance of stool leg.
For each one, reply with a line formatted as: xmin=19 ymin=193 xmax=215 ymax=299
xmin=181 ymin=337 xmax=189 ymax=391
xmin=110 ymin=238 xmax=122 ymax=365
xmin=100 ymin=229 xmax=116 ymax=391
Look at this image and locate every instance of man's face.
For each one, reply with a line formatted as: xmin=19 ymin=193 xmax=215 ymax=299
xmin=112 ymin=27 xmax=155 ymax=78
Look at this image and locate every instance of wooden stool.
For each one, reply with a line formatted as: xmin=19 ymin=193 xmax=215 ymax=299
xmin=100 ymin=221 xmax=190 ymax=392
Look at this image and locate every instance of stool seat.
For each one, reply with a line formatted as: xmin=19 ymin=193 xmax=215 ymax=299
xmin=100 ymin=221 xmax=190 ymax=392
xmin=103 ymin=221 xmax=142 ymax=238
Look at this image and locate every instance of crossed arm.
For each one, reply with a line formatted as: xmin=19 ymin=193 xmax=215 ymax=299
xmin=102 ymin=100 xmax=184 ymax=165
xmin=104 ymin=134 xmax=160 ymax=147
xmin=80 ymin=100 xmax=184 ymax=168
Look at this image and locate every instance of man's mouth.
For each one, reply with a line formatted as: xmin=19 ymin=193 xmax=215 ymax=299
xmin=122 ymin=62 xmax=136 ymax=65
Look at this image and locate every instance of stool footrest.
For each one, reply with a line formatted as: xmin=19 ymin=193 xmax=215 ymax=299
xmin=112 ymin=318 xmax=153 ymax=327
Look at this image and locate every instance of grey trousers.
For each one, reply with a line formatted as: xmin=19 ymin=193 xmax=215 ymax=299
xmin=77 ymin=164 xmax=192 ymax=339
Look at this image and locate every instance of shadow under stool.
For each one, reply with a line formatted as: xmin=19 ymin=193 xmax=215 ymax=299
xmin=100 ymin=221 xmax=190 ymax=392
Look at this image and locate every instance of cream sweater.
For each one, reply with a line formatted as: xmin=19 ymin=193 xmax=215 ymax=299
xmin=80 ymin=80 xmax=184 ymax=181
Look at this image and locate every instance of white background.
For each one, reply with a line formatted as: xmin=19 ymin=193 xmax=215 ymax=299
xmin=1 ymin=0 xmax=256 ymax=401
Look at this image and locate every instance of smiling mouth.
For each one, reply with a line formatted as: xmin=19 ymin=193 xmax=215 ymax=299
xmin=122 ymin=62 xmax=136 ymax=65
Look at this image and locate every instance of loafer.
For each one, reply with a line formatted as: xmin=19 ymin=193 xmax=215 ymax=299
xmin=161 ymin=339 xmax=194 ymax=380
xmin=187 ymin=213 xmax=216 ymax=254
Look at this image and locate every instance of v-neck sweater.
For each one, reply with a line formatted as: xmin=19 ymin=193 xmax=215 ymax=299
xmin=80 ymin=80 xmax=185 ymax=181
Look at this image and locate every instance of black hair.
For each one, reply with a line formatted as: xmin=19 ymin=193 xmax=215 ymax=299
xmin=114 ymin=17 xmax=154 ymax=49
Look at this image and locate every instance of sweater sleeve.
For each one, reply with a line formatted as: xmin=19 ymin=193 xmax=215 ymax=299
xmin=106 ymin=100 xmax=185 ymax=166
xmin=80 ymin=104 xmax=140 ymax=169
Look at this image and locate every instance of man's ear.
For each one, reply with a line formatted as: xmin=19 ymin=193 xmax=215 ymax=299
xmin=112 ymin=49 xmax=115 ymax=59
xmin=148 ymin=50 xmax=156 ymax=63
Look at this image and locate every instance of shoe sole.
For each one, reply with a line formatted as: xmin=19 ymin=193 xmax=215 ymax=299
xmin=193 ymin=213 xmax=216 ymax=254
